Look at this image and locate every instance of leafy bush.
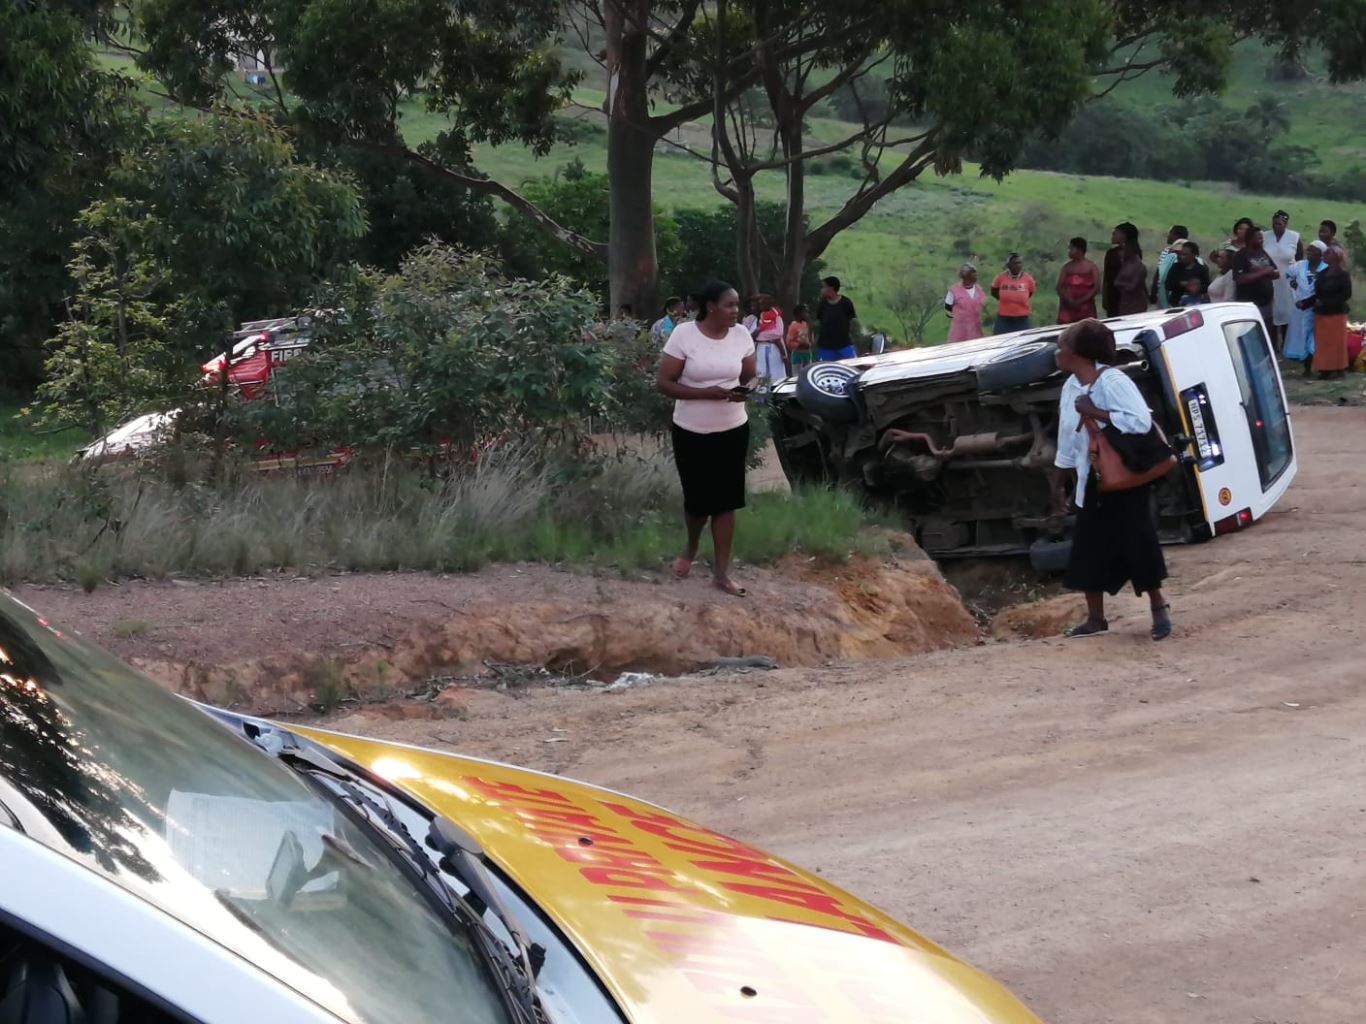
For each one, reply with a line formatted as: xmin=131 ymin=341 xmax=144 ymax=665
xmin=223 ymin=244 xmax=658 ymax=457
xmin=1016 ymin=94 xmax=1356 ymax=199
xmin=27 ymin=114 xmax=367 ymax=440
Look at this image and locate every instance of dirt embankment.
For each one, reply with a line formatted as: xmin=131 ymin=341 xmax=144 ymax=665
xmin=15 ymin=550 xmax=979 ymax=715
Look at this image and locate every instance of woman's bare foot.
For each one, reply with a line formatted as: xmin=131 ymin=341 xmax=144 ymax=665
xmin=672 ymin=556 xmax=692 ymax=579
xmin=713 ymin=576 xmax=747 ymax=597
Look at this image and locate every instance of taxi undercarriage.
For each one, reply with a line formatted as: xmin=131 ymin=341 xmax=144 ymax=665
xmin=770 ymin=336 xmax=1204 ymax=565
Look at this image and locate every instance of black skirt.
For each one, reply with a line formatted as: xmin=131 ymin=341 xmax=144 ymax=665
xmin=1064 ymin=479 xmax=1168 ymax=596
xmin=672 ymin=422 xmax=749 ymax=517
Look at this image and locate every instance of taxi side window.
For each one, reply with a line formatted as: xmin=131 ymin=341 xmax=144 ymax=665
xmin=0 ymin=918 xmax=186 ymax=1024
xmin=1222 ymin=320 xmax=1293 ymax=489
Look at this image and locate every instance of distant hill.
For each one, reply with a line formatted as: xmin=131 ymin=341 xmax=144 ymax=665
xmin=1103 ymin=44 xmax=1366 ymax=177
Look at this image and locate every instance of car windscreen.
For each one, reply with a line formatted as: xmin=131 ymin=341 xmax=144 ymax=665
xmin=0 ymin=595 xmax=511 ymax=1024
xmin=1222 ymin=319 xmax=1293 ymax=489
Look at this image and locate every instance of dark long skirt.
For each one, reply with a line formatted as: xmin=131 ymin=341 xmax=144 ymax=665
xmin=672 ymin=422 xmax=749 ymax=518
xmin=1064 ymin=480 xmax=1168 ymax=596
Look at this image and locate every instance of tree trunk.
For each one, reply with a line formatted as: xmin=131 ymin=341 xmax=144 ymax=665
xmin=734 ymin=188 xmax=762 ymax=301
xmin=604 ymin=0 xmax=658 ymax=319
xmin=775 ymin=101 xmax=807 ymax=311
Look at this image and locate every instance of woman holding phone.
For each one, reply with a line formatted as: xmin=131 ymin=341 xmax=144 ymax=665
xmin=656 ymin=281 xmax=757 ymax=596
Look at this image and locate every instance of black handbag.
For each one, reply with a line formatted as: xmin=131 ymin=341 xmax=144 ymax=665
xmin=1102 ymin=422 xmax=1175 ymax=473
xmin=1083 ymin=369 xmax=1178 ymax=492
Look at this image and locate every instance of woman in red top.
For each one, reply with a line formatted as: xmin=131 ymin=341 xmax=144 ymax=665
xmin=1056 ymin=236 xmax=1100 ymax=324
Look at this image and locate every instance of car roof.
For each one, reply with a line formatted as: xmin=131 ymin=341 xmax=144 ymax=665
xmin=807 ymin=303 xmax=1251 ymax=389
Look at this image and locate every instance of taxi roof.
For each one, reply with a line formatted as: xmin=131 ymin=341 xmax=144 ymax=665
xmin=776 ymin=304 xmax=1253 ymax=392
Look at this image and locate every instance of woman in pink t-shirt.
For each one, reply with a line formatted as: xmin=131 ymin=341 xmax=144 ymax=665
xmin=657 ymin=281 xmax=758 ymax=597
xmin=944 ymin=263 xmax=987 ymax=342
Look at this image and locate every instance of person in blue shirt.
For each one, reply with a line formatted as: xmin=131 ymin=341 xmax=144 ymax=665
xmin=650 ymin=296 xmax=685 ymax=345
xmin=1285 ymin=241 xmax=1327 ymax=373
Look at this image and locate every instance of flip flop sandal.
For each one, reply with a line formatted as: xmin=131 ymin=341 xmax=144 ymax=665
xmin=1151 ymin=604 xmax=1173 ymax=641
xmin=713 ymin=578 xmax=748 ymax=598
xmin=672 ymin=557 xmax=693 ymax=579
xmin=1064 ymin=618 xmax=1109 ymax=638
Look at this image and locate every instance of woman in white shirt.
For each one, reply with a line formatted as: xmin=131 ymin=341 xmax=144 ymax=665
xmin=1052 ymin=319 xmax=1172 ymax=640
xmin=1265 ymin=209 xmax=1303 ymax=348
xmin=1206 ymin=246 xmax=1237 ymax=303
xmin=656 ymin=281 xmax=758 ymax=597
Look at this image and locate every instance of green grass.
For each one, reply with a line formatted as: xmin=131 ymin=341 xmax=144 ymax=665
xmin=400 ymin=46 xmax=1366 ymax=342
xmin=1279 ymin=362 xmax=1366 ymax=405
xmin=0 ymin=402 xmax=87 ymax=463
xmin=110 ymin=619 xmax=153 ymax=639
xmin=453 ymin=103 xmax=1366 ymax=340
xmin=89 ymin=39 xmax=1366 ymax=347
xmin=0 ymin=455 xmax=883 ymax=586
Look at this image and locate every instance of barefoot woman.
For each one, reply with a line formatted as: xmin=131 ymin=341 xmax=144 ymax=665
xmin=656 ymin=281 xmax=757 ymax=597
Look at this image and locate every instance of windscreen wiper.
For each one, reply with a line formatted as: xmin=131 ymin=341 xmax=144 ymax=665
xmin=264 ymin=737 xmax=546 ymax=1022
xmin=426 ymin=815 xmax=546 ymax=981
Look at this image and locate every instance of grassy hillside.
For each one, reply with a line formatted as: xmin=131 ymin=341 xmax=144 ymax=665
xmin=456 ymin=114 xmax=1366 ymax=341
xmin=97 ymin=42 xmax=1366 ymax=342
xmin=1107 ymin=44 xmax=1366 ymax=176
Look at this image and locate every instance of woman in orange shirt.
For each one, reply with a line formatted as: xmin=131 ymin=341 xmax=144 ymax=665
xmin=991 ymin=253 xmax=1036 ymax=335
xmin=786 ymin=303 xmax=814 ymax=368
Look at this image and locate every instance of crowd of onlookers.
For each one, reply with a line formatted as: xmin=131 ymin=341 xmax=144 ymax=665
xmin=646 ymin=209 xmax=1355 ymax=382
xmin=649 ymin=276 xmax=860 ymax=380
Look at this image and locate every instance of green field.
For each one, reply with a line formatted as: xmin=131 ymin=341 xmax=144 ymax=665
xmin=94 ymin=41 xmax=1366 ymax=342
xmin=0 ymin=402 xmax=85 ymax=463
xmin=456 ymin=117 xmax=1366 ymax=341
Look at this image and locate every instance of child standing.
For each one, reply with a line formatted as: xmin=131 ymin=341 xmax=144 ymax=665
xmin=786 ymin=304 xmax=814 ymax=368
xmin=1177 ymin=277 xmax=1210 ymax=306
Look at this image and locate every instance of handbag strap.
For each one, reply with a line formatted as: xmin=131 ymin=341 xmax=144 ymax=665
xmin=1075 ymin=367 xmax=1111 ymax=435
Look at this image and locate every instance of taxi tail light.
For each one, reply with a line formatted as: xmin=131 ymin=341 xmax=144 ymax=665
xmin=1162 ymin=309 xmax=1204 ymax=339
xmin=1213 ymin=507 xmax=1254 ymax=535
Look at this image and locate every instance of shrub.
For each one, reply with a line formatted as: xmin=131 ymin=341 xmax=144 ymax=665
xmin=220 ymin=244 xmax=657 ymax=458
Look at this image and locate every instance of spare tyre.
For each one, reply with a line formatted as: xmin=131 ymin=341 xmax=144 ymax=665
xmin=974 ymin=340 xmax=1060 ymax=392
xmin=795 ymin=362 xmax=860 ymax=422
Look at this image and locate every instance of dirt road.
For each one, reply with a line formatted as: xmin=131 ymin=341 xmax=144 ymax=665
xmin=13 ymin=406 xmax=1365 ymax=1022
xmin=344 ymin=406 xmax=1366 ymax=1024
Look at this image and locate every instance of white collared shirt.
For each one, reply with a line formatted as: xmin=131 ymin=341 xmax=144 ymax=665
xmin=1055 ymin=363 xmax=1153 ymax=506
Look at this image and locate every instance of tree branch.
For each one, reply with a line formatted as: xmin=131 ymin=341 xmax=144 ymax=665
xmin=644 ymin=0 xmax=703 ymax=79
xmin=651 ymin=15 xmax=876 ymax=132
xmin=744 ymin=116 xmax=908 ymax=171
xmin=261 ymin=49 xmax=290 ymax=116
xmin=364 ymin=143 xmax=608 ymax=260
xmin=804 ymin=136 xmax=939 ymax=260
xmin=799 ymin=46 xmax=885 ymax=112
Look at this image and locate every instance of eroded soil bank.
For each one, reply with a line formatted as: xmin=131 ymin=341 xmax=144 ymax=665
xmin=13 ymin=548 xmax=982 ymax=715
